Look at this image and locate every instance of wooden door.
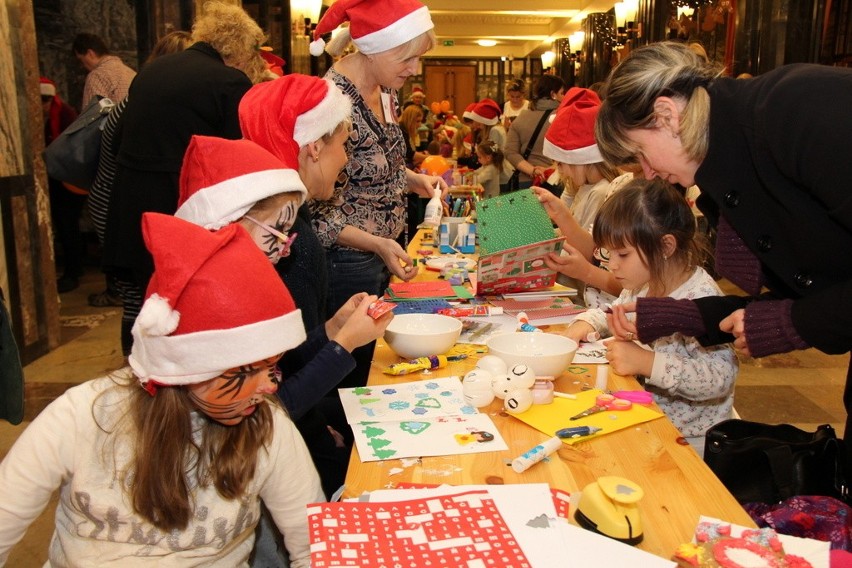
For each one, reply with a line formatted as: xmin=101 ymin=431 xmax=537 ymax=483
xmin=424 ymin=65 xmax=477 ymax=116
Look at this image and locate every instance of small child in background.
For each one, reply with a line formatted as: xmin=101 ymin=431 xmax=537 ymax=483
xmin=564 ymin=179 xmax=738 ymax=455
xmin=474 ymin=141 xmax=512 ymax=198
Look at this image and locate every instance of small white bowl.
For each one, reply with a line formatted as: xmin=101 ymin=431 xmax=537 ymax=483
xmin=486 ymin=332 xmax=578 ymax=378
xmin=384 ymin=313 xmax=463 ymax=359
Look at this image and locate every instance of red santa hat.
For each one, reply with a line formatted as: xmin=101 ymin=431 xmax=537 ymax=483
xmin=39 ymin=77 xmax=57 ymax=97
xmin=543 ymin=87 xmax=604 ymax=165
xmin=462 ymin=102 xmax=477 ymax=121
xmin=309 ymin=0 xmax=434 ymax=56
xmin=239 ymin=74 xmax=352 ymax=170
xmin=129 ymin=213 xmax=305 ymax=388
xmin=175 ymin=136 xmax=305 ymax=231
xmin=470 ymin=98 xmax=502 ymax=126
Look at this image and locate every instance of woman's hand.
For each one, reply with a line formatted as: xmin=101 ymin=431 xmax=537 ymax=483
xmin=407 ymin=170 xmax=449 ymax=199
xmin=375 ymin=237 xmax=419 ymax=281
xmin=544 ymin=242 xmax=593 ymax=281
xmin=606 ymin=302 xmax=639 ymax=342
xmin=331 ymin=294 xmax=394 ymax=352
xmin=719 ymin=309 xmax=751 ymax=356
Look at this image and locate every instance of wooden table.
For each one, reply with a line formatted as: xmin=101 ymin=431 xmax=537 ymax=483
xmin=344 ymin=229 xmax=754 ymax=560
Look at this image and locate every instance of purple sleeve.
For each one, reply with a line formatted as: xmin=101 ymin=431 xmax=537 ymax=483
xmin=744 ymin=298 xmax=809 ymax=357
xmin=635 ymin=297 xmax=707 ymax=343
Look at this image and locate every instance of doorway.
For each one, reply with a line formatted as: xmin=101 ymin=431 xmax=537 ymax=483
xmin=424 ymin=64 xmax=477 ymax=116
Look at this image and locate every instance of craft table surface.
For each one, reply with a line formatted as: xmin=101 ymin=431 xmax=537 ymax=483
xmin=344 ymin=229 xmax=755 ymax=561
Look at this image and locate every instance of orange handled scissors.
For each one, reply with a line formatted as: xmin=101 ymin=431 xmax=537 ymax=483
xmin=569 ymin=393 xmax=632 ymax=421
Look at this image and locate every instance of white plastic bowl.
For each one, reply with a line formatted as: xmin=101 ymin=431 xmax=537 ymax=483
xmin=383 ymin=313 xmax=463 ymax=359
xmin=486 ymin=332 xmax=578 ymax=377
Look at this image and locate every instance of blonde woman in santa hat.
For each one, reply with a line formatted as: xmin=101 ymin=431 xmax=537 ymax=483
xmin=308 ymin=0 xmax=447 ymax=389
xmin=534 ymin=87 xmax=623 ymax=308
xmin=186 ymin=74 xmax=392 ymax=499
xmin=0 ymin=213 xmax=323 ymax=566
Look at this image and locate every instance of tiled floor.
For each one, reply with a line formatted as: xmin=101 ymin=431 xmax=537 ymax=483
xmin=0 ymin=269 xmax=847 ymax=566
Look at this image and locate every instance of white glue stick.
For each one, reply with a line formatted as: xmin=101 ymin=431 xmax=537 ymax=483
xmin=511 ymin=436 xmax=562 ymax=473
xmin=595 ymin=364 xmax=609 ymax=391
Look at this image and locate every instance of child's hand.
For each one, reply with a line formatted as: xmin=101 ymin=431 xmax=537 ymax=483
xmin=566 ymin=320 xmax=595 ymax=344
xmin=532 ymin=186 xmax=569 ymax=224
xmin=605 ymin=339 xmax=653 ymax=377
xmin=719 ymin=309 xmax=750 ymax=356
xmin=544 ymin=242 xmax=594 ymax=281
xmin=331 ymin=295 xmax=394 ymax=352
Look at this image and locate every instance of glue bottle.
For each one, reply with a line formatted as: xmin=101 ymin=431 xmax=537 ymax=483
xmin=422 ymin=184 xmax=443 ymax=227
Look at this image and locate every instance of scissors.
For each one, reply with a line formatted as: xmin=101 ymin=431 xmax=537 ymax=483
xmin=569 ymin=393 xmax=633 ymax=421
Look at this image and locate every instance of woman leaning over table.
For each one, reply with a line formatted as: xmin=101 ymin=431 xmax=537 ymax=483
xmin=504 ymin=74 xmax=566 ymax=190
xmin=595 ymin=41 xmax=852 ymax=442
xmin=307 ymin=0 xmax=448 ymax=388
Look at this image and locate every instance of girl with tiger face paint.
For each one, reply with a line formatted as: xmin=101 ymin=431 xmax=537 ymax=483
xmin=187 ymin=354 xmax=283 ymax=425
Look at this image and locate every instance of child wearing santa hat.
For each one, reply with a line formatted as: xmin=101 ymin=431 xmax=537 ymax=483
xmin=0 ymin=213 xmax=323 ymax=566
xmin=535 ymin=87 xmax=625 ymax=308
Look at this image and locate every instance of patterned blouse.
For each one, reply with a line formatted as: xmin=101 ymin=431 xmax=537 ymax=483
xmin=311 ymin=68 xmax=407 ymax=249
xmin=574 ymin=267 xmax=738 ymax=440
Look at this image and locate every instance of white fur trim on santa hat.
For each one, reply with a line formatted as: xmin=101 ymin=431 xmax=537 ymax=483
xmin=309 ymin=38 xmax=326 ymax=57
xmin=129 ymin=308 xmax=306 ymax=386
xmin=175 ymin=169 xmax=306 ymax=230
xmin=293 ymin=79 xmax=353 ymax=147
xmin=543 ymin=138 xmax=603 ymax=165
xmin=354 ymin=6 xmax=433 ymax=54
xmin=40 ymin=82 xmax=56 ymax=97
xmin=470 ymin=109 xmax=499 ymax=126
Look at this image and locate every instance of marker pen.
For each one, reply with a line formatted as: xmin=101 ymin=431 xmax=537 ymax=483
xmin=556 ymin=425 xmax=602 ymax=439
xmin=511 ymin=436 xmax=562 ymax=473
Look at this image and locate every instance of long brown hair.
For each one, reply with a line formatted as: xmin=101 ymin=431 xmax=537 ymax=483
xmin=113 ymin=379 xmax=274 ymax=531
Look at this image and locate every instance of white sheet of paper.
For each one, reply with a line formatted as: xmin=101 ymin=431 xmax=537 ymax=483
xmin=364 ymin=484 xmax=572 ymax=567
xmin=557 ymin=520 xmax=676 ymax=567
xmin=698 ymin=515 xmax=830 ymax=568
xmin=572 ymin=339 xmax=609 ymax=364
xmin=338 ymin=376 xmax=474 ymax=424
xmin=351 ymin=413 xmax=508 ymax=461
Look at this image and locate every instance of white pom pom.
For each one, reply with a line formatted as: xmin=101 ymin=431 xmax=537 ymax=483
xmin=136 ymin=293 xmax=180 ymax=336
xmin=309 ymin=38 xmax=326 ymax=57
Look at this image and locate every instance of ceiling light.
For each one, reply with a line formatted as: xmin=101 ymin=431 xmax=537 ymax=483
xmin=477 ymin=39 xmax=498 ymax=47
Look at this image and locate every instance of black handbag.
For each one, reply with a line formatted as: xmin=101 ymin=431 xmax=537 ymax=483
xmin=704 ymin=419 xmax=850 ymax=505
xmin=44 ymin=96 xmax=115 ymax=190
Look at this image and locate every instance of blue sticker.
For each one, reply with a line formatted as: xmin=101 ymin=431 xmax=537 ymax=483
xmin=389 ymin=400 xmax=410 ymax=410
xmin=382 ymin=388 xmax=397 ymax=395
xmin=412 ymin=407 xmax=428 ymax=415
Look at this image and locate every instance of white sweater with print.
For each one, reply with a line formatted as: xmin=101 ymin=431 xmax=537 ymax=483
xmin=0 ymin=376 xmax=323 ymax=567
xmin=573 ymin=267 xmax=738 ymax=440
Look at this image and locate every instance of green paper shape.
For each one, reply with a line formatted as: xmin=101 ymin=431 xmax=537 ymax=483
xmin=369 ymin=437 xmax=393 ymax=449
xmin=399 ymin=421 xmax=431 ymax=435
xmin=353 ymin=387 xmax=372 ymax=395
xmin=362 ymin=425 xmax=386 ymax=438
xmin=373 ymin=448 xmax=397 ymax=459
xmin=414 ymin=397 xmax=441 ymax=409
xmin=358 ymin=397 xmax=380 ymax=405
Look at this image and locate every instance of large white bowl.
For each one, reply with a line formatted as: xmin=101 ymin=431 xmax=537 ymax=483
xmin=486 ymin=332 xmax=578 ymax=377
xmin=384 ymin=313 xmax=463 ymax=359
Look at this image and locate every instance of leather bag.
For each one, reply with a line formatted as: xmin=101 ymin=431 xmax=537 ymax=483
xmin=704 ymin=419 xmax=850 ymax=505
xmin=44 ymin=96 xmax=115 ymax=190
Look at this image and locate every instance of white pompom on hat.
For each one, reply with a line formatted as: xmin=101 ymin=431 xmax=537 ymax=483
xmin=470 ymin=98 xmax=502 ymax=126
xmin=308 ymin=0 xmax=434 ymax=56
xmin=129 ymin=213 xmax=305 ymax=388
xmin=175 ymin=136 xmax=306 ymax=231
xmin=239 ymin=74 xmax=352 ymax=166
xmin=543 ymin=87 xmax=604 ymax=165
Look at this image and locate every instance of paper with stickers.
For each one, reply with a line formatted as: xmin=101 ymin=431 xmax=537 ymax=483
xmin=338 ymin=377 xmax=508 ymax=461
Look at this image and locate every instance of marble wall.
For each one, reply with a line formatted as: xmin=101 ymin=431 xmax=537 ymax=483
xmin=34 ymin=0 xmax=138 ymax=111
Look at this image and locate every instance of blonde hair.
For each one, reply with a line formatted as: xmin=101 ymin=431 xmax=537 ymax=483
xmin=192 ymin=1 xmax=268 ymax=84
xmin=452 ymin=124 xmax=471 ymax=158
xmin=146 ymin=31 xmax=192 ymax=65
xmin=596 ymin=42 xmax=724 ymax=167
xmin=399 ymin=105 xmax=424 ymax=147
